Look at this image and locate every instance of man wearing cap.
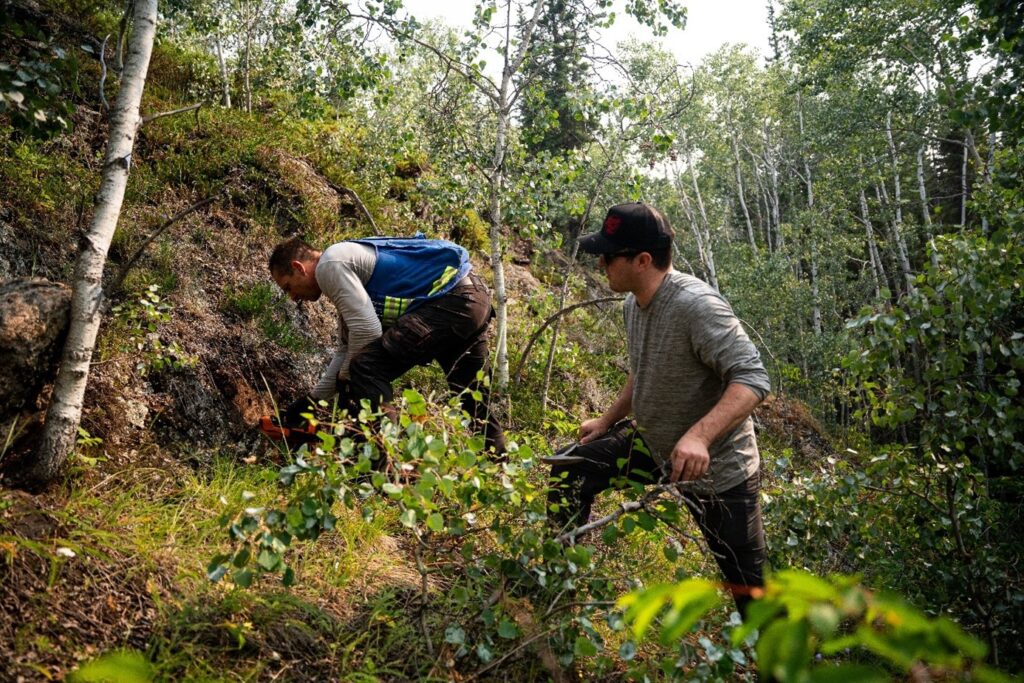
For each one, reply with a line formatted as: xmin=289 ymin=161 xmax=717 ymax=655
xmin=269 ymin=233 xmax=505 ymax=454
xmin=547 ymin=202 xmax=770 ymax=614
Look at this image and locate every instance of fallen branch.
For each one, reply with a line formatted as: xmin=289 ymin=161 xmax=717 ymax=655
xmin=554 ymin=483 xmax=705 ymax=545
xmin=111 ymin=189 xmax=225 ymax=291
xmin=141 ymin=102 xmax=202 ymax=126
xmin=512 ymin=296 xmax=623 ymax=383
xmin=325 ymin=178 xmax=380 ymax=235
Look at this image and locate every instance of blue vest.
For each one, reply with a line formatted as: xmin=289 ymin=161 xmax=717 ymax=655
xmin=353 ymin=235 xmax=471 ymax=325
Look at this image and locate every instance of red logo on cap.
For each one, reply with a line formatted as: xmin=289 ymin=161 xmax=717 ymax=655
xmin=604 ymin=214 xmax=622 ymax=235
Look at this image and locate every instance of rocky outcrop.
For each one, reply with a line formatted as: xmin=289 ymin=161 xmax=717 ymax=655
xmin=0 ymin=278 xmax=71 ymax=420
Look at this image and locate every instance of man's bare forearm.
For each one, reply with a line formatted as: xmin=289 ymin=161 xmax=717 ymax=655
xmin=686 ymin=383 xmax=763 ymax=448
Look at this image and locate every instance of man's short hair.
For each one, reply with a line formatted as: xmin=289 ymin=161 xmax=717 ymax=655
xmin=269 ymin=236 xmax=317 ymax=275
xmin=648 ymin=245 xmax=673 ymax=270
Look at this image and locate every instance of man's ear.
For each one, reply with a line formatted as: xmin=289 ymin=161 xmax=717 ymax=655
xmin=291 ymin=259 xmax=307 ymax=275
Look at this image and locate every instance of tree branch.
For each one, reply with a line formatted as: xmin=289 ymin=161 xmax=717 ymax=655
xmin=512 ymin=296 xmax=623 ymax=383
xmin=141 ymin=102 xmax=202 ymax=126
xmin=111 ymin=189 xmax=225 ymax=291
xmin=98 ymin=33 xmax=110 ymax=112
xmin=324 ymin=179 xmax=380 ymax=235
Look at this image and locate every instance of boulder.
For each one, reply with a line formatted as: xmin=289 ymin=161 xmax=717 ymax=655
xmin=0 ymin=278 xmax=71 ymax=421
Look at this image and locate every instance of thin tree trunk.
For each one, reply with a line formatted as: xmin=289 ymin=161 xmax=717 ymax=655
xmin=797 ymin=93 xmax=820 ymax=334
xmin=243 ymin=30 xmax=252 ymax=113
xmin=730 ymin=128 xmax=756 ymax=252
xmin=874 ymin=180 xmax=912 ymax=294
xmin=960 ymin=138 xmax=968 ymax=227
xmin=685 ymin=145 xmax=719 ymax=290
xmin=916 ymin=145 xmax=939 ymax=269
xmin=859 ymin=187 xmax=886 ymax=298
xmin=488 ymin=0 xmax=545 ymax=390
xmin=32 ymin=0 xmax=158 ymax=485
xmin=214 ymin=31 xmax=231 ymax=108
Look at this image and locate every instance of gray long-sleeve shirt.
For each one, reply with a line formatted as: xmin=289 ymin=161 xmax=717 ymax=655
xmin=625 ymin=270 xmax=770 ymax=494
xmin=311 ymin=242 xmax=380 ymax=399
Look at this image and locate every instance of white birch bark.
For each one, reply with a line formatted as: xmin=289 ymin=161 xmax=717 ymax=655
xmin=214 ymin=31 xmax=231 ymax=108
xmin=797 ymin=93 xmax=820 ymax=334
xmin=729 ymin=125 xmax=756 ymax=252
xmin=916 ymin=145 xmax=939 ymax=269
xmin=32 ymin=0 xmax=158 ymax=484
xmin=874 ymin=178 xmax=913 ymax=293
xmin=675 ymin=152 xmax=718 ymax=291
xmin=960 ymin=139 xmax=968 ymax=227
xmin=685 ymin=145 xmax=719 ymax=290
xmin=487 ymin=0 xmax=545 ymax=390
xmin=859 ymin=187 xmax=886 ymax=298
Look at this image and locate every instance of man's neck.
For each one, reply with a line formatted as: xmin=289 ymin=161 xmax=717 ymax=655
xmin=633 ymin=268 xmax=670 ymax=308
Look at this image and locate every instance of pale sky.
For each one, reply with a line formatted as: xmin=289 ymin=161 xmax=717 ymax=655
xmin=399 ymin=0 xmax=772 ymax=69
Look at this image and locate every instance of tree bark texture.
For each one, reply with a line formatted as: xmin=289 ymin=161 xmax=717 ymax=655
xmin=32 ymin=0 xmax=157 ymax=485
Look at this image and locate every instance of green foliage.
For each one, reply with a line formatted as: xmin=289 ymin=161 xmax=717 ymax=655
xmin=0 ymin=15 xmax=76 ymax=138
xmin=221 ymin=281 xmax=311 ymax=352
xmin=622 ymin=570 xmax=1010 ymax=682
xmin=68 ymin=650 xmax=153 ymax=682
xmin=843 ymin=228 xmax=1023 ymax=475
xmin=110 ymin=285 xmax=197 ymax=375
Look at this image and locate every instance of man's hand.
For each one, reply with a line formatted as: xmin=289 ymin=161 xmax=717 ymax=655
xmin=282 ymin=396 xmax=317 ymax=428
xmin=579 ymin=417 xmax=611 ymax=444
xmin=670 ymin=433 xmax=710 ymax=482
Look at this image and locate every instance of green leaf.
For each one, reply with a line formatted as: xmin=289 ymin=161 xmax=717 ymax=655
xmin=427 ymin=512 xmax=444 ymax=532
xmin=68 ymin=650 xmax=153 ymax=682
xmin=445 ymin=625 xmax=466 ymax=645
xmin=574 ymin=635 xmax=598 ymax=657
xmin=257 ymin=549 xmax=279 ymax=571
xmin=399 ymin=508 xmax=417 ymax=528
xmin=619 ymin=640 xmax=637 ymax=660
xmin=232 ymin=568 xmax=253 ymax=588
xmin=497 ymin=617 xmax=518 ymax=639
xmin=758 ymin=618 xmax=810 ymax=682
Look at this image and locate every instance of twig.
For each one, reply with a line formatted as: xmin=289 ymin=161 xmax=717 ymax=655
xmin=465 ymin=627 xmax=559 ymax=681
xmin=116 ymin=0 xmax=133 ymax=74
xmin=512 ymin=296 xmax=623 ymax=383
xmin=111 ymin=189 xmax=225 ymax=291
xmin=412 ymin=533 xmax=435 ymax=656
xmin=98 ymin=34 xmax=110 ymax=112
xmin=140 ymin=102 xmax=203 ymax=126
xmin=736 ymin=316 xmax=782 ymax=398
xmin=324 ymin=178 xmax=380 ymax=235
xmin=554 ymin=482 xmax=704 ymax=544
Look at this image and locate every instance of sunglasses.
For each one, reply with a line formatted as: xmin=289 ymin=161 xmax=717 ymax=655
xmin=600 ymin=250 xmax=640 ymax=262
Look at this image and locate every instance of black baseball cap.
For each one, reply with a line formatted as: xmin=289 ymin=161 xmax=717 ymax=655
xmin=578 ymin=202 xmax=674 ymax=254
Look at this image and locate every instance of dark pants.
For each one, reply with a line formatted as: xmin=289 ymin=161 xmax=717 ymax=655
xmin=339 ymin=273 xmax=506 ymax=454
xmin=548 ymin=421 xmax=766 ymax=614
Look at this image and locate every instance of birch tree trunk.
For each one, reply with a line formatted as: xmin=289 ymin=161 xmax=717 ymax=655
xmin=874 ymin=179 xmax=913 ymax=294
xmin=859 ymin=187 xmax=886 ymax=298
xmin=729 ymin=126 xmax=756 ymax=252
xmin=960 ymin=139 xmax=968 ymax=227
xmin=686 ymin=145 xmax=719 ymax=290
xmin=487 ymin=0 xmax=545 ymax=390
xmin=916 ymin=145 xmax=939 ymax=269
xmin=797 ymin=93 xmax=821 ymax=335
xmin=31 ymin=0 xmax=158 ymax=485
xmin=214 ymin=31 xmax=231 ymax=108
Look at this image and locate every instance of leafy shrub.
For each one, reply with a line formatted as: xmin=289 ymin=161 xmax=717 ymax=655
xmin=621 ymin=570 xmax=1011 ymax=682
xmin=110 ymin=284 xmax=196 ymax=375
